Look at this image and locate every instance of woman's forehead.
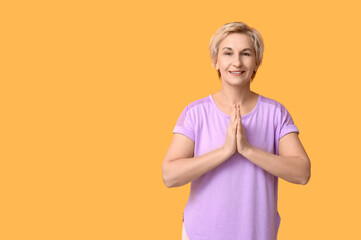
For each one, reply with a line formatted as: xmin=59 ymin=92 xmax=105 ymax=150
xmin=220 ymin=33 xmax=253 ymax=50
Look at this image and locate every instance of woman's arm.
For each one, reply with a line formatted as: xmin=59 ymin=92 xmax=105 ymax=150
xmin=162 ymin=134 xmax=233 ymax=188
xmin=235 ymin=105 xmax=311 ymax=185
xmin=241 ymin=132 xmax=311 ymax=185
xmin=163 ymin=104 xmax=239 ymax=188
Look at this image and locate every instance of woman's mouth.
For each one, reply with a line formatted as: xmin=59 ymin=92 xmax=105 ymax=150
xmin=229 ymin=71 xmax=245 ymax=76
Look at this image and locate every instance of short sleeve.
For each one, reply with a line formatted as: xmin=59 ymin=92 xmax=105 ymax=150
xmin=279 ymin=104 xmax=300 ymax=140
xmin=173 ymin=105 xmax=195 ymax=142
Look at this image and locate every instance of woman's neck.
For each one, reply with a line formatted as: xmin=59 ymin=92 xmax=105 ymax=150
xmin=217 ymin=83 xmax=254 ymax=107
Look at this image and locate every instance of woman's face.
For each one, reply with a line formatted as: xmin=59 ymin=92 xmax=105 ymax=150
xmin=215 ymin=33 xmax=258 ymax=85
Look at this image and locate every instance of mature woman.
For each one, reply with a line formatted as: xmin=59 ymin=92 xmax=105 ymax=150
xmin=162 ymin=22 xmax=311 ymax=240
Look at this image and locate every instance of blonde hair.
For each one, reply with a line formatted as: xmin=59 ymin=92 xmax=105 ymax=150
xmin=209 ymin=22 xmax=264 ymax=81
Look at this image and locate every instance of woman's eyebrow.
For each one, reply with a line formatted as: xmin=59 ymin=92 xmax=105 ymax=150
xmin=222 ymin=47 xmax=253 ymax=52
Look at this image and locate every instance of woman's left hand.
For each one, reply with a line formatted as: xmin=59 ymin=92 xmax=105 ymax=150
xmin=236 ymin=105 xmax=251 ymax=155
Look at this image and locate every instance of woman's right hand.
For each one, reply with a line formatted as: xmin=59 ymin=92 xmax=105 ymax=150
xmin=222 ymin=104 xmax=238 ymax=158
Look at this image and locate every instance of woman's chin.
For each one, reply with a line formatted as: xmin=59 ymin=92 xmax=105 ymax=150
xmin=221 ymin=77 xmax=251 ymax=86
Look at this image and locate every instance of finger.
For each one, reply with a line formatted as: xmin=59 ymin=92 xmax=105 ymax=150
xmin=237 ymin=104 xmax=240 ymax=120
xmin=233 ymin=121 xmax=238 ymax=131
xmin=229 ymin=104 xmax=235 ymax=130
xmin=237 ymin=112 xmax=241 ymax=133
xmin=237 ymin=105 xmax=242 ymax=132
xmin=233 ymin=104 xmax=238 ymax=128
xmin=238 ymin=105 xmax=242 ymax=125
xmin=233 ymin=105 xmax=237 ymax=130
xmin=234 ymin=104 xmax=238 ymax=121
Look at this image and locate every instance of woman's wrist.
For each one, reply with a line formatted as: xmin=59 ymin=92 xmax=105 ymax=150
xmin=221 ymin=146 xmax=235 ymax=159
xmin=239 ymin=145 xmax=252 ymax=158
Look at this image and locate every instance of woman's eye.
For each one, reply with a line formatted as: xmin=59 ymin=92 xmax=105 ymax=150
xmin=224 ymin=52 xmax=251 ymax=56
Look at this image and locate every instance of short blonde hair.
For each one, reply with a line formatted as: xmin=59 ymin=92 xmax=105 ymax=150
xmin=209 ymin=22 xmax=264 ymax=81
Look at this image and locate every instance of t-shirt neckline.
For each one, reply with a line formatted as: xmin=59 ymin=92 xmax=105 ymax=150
xmin=209 ymin=93 xmax=262 ymax=120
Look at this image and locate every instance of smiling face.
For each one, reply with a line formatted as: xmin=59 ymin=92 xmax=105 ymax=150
xmin=215 ymin=33 xmax=258 ymax=85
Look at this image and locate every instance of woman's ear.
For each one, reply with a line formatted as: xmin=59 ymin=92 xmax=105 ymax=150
xmin=215 ymin=61 xmax=219 ymax=70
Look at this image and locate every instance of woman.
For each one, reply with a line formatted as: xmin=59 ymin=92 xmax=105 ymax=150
xmin=162 ymin=22 xmax=311 ymax=240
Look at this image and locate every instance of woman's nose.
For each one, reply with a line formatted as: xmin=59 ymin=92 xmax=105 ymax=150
xmin=233 ymin=56 xmax=242 ymax=67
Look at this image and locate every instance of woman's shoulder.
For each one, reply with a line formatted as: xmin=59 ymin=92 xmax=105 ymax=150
xmin=258 ymin=94 xmax=294 ymax=119
xmin=259 ymin=94 xmax=287 ymax=110
xmin=183 ymin=94 xmax=212 ymax=112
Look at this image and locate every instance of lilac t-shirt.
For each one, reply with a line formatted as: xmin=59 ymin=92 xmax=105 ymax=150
xmin=172 ymin=93 xmax=299 ymax=240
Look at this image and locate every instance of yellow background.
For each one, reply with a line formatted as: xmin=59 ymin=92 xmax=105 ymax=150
xmin=1 ymin=0 xmax=360 ymax=239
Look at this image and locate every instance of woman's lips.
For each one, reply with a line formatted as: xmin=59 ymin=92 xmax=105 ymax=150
xmin=229 ymin=71 xmax=245 ymax=76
